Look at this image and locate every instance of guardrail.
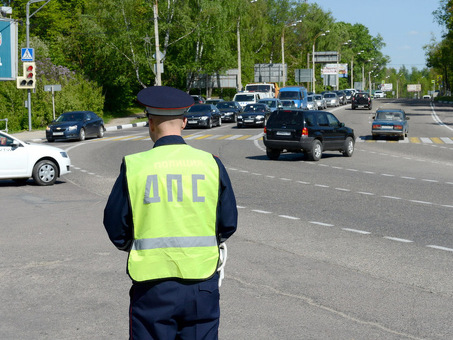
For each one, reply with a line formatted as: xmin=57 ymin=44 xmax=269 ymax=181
xmin=0 ymin=118 xmax=7 ymax=132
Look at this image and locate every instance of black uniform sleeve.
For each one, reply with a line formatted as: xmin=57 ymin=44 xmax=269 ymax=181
xmin=103 ymin=160 xmax=133 ymax=251
xmin=213 ymin=156 xmax=238 ymax=242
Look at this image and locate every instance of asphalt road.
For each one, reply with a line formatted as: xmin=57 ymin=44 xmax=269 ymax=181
xmin=1 ymin=99 xmax=452 ymax=339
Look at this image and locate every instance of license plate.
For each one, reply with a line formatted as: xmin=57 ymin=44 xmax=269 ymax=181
xmin=188 ymin=120 xmax=197 ymax=124
xmin=276 ymin=131 xmax=291 ymax=136
xmin=244 ymin=119 xmax=254 ymax=123
xmin=381 ymin=126 xmax=393 ymax=129
xmin=53 ymin=132 xmax=64 ymax=136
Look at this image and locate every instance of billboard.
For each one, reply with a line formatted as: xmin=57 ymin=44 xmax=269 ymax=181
xmin=407 ymin=84 xmax=421 ymax=92
xmin=0 ymin=19 xmax=18 ymax=80
xmin=321 ymin=64 xmax=348 ymax=78
xmin=379 ymin=83 xmax=393 ymax=91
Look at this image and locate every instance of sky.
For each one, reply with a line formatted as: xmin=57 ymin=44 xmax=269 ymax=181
xmin=307 ymin=0 xmax=445 ymax=70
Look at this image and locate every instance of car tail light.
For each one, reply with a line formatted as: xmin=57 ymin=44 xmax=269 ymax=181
xmin=302 ymin=127 xmax=308 ymax=136
xmin=264 ymin=126 xmax=267 ymax=134
xmin=394 ymin=125 xmax=403 ymax=130
xmin=372 ymin=124 xmax=381 ymax=129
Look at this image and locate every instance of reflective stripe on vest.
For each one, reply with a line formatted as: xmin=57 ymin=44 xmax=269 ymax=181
xmin=132 ymin=235 xmax=217 ymax=251
xmin=125 ymin=144 xmax=220 ymax=282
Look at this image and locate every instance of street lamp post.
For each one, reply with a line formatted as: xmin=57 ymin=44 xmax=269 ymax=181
xmin=25 ymin=0 xmax=51 ymax=131
xmin=351 ymin=50 xmax=364 ymax=90
xmin=312 ymin=30 xmax=329 ymax=93
xmin=281 ymin=20 xmax=301 ymax=87
xmin=237 ymin=1 xmax=258 ymax=92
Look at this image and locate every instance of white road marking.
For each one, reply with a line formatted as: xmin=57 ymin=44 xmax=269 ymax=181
xmin=309 ymin=221 xmax=334 ymax=227
xmin=342 ymin=228 xmax=371 ymax=235
xmin=252 ymin=209 xmax=272 ymax=214
xmin=426 ymin=245 xmax=453 ymax=252
xmin=384 ymin=237 xmax=414 ymax=243
xmin=279 ymin=215 xmax=300 ymax=220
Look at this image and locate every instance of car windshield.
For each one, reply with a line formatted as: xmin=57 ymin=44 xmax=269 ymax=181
xmin=314 ymin=95 xmax=322 ymax=100
xmin=187 ymin=105 xmax=210 ymax=113
xmin=376 ymin=112 xmax=403 ymax=121
xmin=268 ymin=110 xmax=304 ymax=126
xmin=244 ymin=104 xmax=266 ymax=112
xmin=235 ymin=94 xmax=255 ymax=101
xmin=259 ymin=100 xmax=277 ymax=107
xmin=307 ymin=97 xmax=313 ymax=102
xmin=279 ymin=91 xmax=299 ymax=100
xmin=324 ymin=93 xmax=335 ymax=98
xmin=56 ymin=112 xmax=84 ymax=122
xmin=217 ymin=102 xmax=237 ymax=109
xmin=281 ymin=100 xmax=296 ymax=107
xmin=246 ymin=85 xmax=271 ymax=92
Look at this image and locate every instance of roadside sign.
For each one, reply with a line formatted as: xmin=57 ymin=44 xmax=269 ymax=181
xmin=44 ymin=84 xmax=62 ymax=92
xmin=21 ymin=48 xmax=34 ymax=61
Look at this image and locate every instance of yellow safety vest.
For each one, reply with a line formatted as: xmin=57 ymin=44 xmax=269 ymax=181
xmin=125 ymin=144 xmax=220 ymax=282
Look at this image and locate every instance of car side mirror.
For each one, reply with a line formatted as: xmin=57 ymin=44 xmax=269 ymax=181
xmin=406 ymin=117 xmax=410 ymax=120
xmin=372 ymin=116 xmax=375 ymax=119
xmin=339 ymin=122 xmax=345 ymax=127
xmin=12 ymin=140 xmax=20 ymax=147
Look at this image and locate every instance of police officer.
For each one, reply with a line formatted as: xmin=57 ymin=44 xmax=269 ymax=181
xmin=103 ymin=86 xmax=238 ymax=340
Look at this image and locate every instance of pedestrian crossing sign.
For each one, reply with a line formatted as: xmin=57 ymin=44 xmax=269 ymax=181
xmin=21 ymin=48 xmax=34 ymax=62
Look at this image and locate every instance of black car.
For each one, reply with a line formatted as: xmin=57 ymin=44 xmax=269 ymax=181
xmin=184 ymin=104 xmax=221 ymax=129
xmin=263 ymin=109 xmax=355 ymax=161
xmin=216 ymin=101 xmax=243 ymax=123
xmin=351 ymin=92 xmax=372 ymax=110
xmin=191 ymin=95 xmax=205 ymax=104
xmin=237 ymin=103 xmax=271 ymax=128
xmin=46 ymin=111 xmax=105 ymax=142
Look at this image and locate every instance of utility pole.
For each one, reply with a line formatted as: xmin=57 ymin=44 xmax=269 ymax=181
xmin=153 ymin=0 xmax=162 ymax=86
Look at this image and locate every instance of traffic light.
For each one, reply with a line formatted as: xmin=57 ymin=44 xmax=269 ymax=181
xmin=16 ymin=62 xmax=36 ymax=89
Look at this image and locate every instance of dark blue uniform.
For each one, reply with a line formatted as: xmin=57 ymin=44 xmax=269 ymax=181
xmin=104 ymin=135 xmax=238 ymax=340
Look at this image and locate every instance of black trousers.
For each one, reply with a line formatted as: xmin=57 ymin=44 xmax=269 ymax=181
xmin=129 ymin=274 xmax=220 ymax=340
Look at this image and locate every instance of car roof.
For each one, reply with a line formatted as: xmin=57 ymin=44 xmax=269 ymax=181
xmin=375 ymin=108 xmax=405 ymax=113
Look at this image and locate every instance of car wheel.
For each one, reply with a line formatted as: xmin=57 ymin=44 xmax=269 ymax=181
xmin=218 ymin=117 xmax=222 ymax=127
xmin=78 ymin=128 xmax=86 ymax=141
xmin=368 ymin=105 xmax=372 ymax=110
xmin=237 ymin=123 xmax=242 ymax=128
xmin=97 ymin=125 xmax=105 ymax=138
xmin=307 ymin=139 xmax=322 ymax=161
xmin=352 ymin=106 xmax=356 ymax=110
xmin=47 ymin=138 xmax=55 ymax=143
xmin=342 ymin=137 xmax=354 ymax=157
xmin=32 ymin=159 xmax=58 ymax=186
xmin=233 ymin=114 xmax=237 ymax=123
xmin=266 ymin=148 xmax=281 ymax=160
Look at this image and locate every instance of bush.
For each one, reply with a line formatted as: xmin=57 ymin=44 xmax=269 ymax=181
xmin=0 ymin=59 xmax=104 ymax=132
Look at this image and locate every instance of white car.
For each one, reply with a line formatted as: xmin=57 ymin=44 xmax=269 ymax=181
xmin=0 ymin=131 xmax=71 ymax=185
xmin=374 ymin=90 xmax=385 ymax=98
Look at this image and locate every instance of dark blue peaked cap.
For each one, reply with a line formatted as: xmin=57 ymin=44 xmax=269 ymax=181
xmin=137 ymin=86 xmax=194 ymax=116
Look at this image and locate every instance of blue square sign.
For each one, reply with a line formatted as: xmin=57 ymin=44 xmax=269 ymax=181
xmin=21 ymin=48 xmax=34 ymax=61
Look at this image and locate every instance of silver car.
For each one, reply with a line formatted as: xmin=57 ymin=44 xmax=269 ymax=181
xmin=306 ymin=95 xmax=318 ymax=110
xmin=323 ymin=92 xmax=340 ymax=107
xmin=313 ymin=94 xmax=327 ymax=109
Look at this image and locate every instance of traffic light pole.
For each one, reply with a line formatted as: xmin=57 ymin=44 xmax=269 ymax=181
xmin=25 ymin=0 xmax=51 ymax=131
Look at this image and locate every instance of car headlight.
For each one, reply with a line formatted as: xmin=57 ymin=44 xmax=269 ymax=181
xmin=200 ymin=116 xmax=209 ymax=120
xmin=46 ymin=126 xmax=50 ymax=131
xmin=238 ymin=115 xmax=242 ymax=119
xmin=68 ymin=125 xmax=78 ymax=131
xmin=256 ymin=115 xmax=264 ymax=119
xmin=60 ymin=152 xmax=68 ymax=158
